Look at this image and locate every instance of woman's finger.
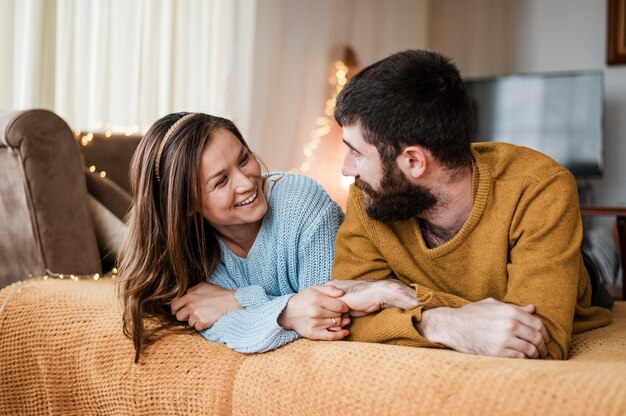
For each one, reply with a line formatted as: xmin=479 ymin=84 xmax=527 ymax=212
xmin=318 ymin=295 xmax=350 ymax=314
xmin=170 ymin=295 xmax=189 ymax=314
xmin=315 ymin=329 xmax=350 ymax=341
xmin=175 ymin=305 xmax=192 ymax=322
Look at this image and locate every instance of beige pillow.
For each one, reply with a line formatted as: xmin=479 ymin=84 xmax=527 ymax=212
xmin=88 ymin=195 xmax=127 ymax=271
xmin=84 ymin=170 xmax=131 ymax=271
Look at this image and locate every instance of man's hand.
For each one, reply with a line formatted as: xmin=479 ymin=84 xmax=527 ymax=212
xmin=170 ymin=282 xmax=243 ymax=331
xmin=278 ymin=285 xmax=351 ymax=340
xmin=328 ymin=279 xmax=419 ymax=317
xmin=417 ymin=298 xmax=550 ymax=359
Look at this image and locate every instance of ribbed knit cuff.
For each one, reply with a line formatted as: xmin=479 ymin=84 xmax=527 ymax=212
xmin=411 ymin=284 xmax=470 ymax=309
xmin=234 ymin=285 xmax=272 ymax=308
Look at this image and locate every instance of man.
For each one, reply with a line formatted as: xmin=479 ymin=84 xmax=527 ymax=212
xmin=330 ymin=49 xmax=611 ymax=360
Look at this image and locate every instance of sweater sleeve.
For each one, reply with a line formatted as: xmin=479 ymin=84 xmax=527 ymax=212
xmin=207 ymin=264 xmax=277 ymax=308
xmin=503 ymin=168 xmax=611 ymax=359
xmin=201 ymin=175 xmax=344 ymax=353
xmin=332 ymin=186 xmax=444 ymax=347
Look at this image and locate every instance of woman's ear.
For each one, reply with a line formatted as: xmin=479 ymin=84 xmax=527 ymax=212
xmin=397 ymin=146 xmax=429 ymax=179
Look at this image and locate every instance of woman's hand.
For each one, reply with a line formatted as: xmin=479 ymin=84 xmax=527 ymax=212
xmin=277 ymin=285 xmax=351 ymax=340
xmin=170 ymin=282 xmax=243 ymax=331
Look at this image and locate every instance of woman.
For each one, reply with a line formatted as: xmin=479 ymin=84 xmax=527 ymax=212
xmin=118 ymin=112 xmax=348 ymax=362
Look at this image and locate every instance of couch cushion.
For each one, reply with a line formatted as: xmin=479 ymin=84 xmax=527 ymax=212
xmin=84 ymin=170 xmax=131 ymax=271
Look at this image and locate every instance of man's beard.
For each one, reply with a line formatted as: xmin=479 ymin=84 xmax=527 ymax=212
xmin=355 ymin=162 xmax=438 ymax=223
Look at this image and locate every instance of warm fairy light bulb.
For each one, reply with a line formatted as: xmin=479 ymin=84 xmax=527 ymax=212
xmin=89 ymin=166 xmax=96 ymax=173
xmin=99 ymin=171 xmax=107 ymax=178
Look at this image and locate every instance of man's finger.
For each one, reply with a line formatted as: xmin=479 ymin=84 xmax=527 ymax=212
xmin=318 ymin=295 xmax=350 ymax=314
xmin=507 ymin=337 xmax=540 ymax=359
xmin=540 ymin=325 xmax=550 ymax=344
xmin=314 ymin=285 xmax=345 ymax=298
xmin=500 ymin=349 xmax=527 ymax=359
xmin=509 ymin=306 xmax=544 ymax=333
xmin=512 ymin=323 xmax=547 ymax=357
xmin=512 ymin=304 xmax=550 ymax=343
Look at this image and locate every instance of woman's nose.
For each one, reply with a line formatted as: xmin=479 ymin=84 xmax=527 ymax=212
xmin=234 ymin=169 xmax=255 ymax=193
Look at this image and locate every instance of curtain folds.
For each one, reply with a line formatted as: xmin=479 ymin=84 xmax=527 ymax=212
xmin=1 ymin=0 xmax=257 ymax=139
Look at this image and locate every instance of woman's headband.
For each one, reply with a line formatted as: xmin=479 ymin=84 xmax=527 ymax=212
xmin=154 ymin=113 xmax=197 ymax=182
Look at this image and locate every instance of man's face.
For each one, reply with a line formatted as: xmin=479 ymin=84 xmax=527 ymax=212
xmin=341 ymin=125 xmax=437 ymax=222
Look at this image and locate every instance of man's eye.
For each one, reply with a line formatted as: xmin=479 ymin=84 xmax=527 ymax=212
xmin=240 ymin=153 xmax=250 ymax=165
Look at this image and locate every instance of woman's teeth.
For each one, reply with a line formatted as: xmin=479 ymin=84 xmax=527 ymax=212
xmin=236 ymin=192 xmax=257 ymax=207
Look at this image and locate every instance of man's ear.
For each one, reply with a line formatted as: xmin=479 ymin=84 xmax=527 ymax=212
xmin=397 ymin=146 xmax=429 ymax=179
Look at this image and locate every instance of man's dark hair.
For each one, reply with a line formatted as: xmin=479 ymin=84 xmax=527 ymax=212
xmin=334 ymin=49 xmax=474 ymax=169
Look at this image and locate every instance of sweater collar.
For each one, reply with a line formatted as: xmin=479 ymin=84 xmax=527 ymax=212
xmin=412 ymin=149 xmax=492 ymax=258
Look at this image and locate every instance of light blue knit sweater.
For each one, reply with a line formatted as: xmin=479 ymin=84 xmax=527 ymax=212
xmin=200 ymin=172 xmax=344 ymax=353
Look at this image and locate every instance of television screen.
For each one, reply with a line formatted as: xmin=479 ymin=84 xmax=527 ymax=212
xmin=464 ymin=71 xmax=604 ymax=176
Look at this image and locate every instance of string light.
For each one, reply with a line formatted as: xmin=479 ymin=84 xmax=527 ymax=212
xmin=298 ymin=60 xmax=350 ymax=173
xmin=74 ymin=123 xmax=144 ymax=178
xmin=42 ymin=268 xmax=117 ymax=281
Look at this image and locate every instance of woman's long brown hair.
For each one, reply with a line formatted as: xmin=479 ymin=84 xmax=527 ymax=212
xmin=117 ymin=112 xmax=249 ymax=362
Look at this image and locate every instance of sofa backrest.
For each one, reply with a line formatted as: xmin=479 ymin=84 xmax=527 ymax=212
xmin=0 ymin=109 xmax=102 ymax=287
xmin=78 ymin=132 xmax=141 ymax=194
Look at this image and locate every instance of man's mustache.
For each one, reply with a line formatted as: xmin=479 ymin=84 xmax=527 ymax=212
xmin=354 ymin=177 xmax=376 ymax=196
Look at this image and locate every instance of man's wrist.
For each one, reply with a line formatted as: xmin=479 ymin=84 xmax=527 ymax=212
xmin=415 ymin=307 xmax=453 ymax=345
xmin=381 ymin=280 xmax=419 ymax=310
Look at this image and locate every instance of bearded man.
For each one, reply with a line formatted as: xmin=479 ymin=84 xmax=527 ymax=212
xmin=330 ymin=49 xmax=612 ymax=360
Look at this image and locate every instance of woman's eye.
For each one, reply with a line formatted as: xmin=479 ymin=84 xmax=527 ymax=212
xmin=216 ymin=176 xmax=227 ymax=187
xmin=240 ymin=153 xmax=250 ymax=165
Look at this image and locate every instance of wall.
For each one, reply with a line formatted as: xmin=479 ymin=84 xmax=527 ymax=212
xmin=428 ymin=0 xmax=626 ymax=206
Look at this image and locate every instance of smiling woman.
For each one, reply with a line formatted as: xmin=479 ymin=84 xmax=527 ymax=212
xmin=117 ymin=112 xmax=347 ymax=362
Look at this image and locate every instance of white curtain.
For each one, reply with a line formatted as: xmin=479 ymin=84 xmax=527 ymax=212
xmin=0 ymin=0 xmax=256 ymax=139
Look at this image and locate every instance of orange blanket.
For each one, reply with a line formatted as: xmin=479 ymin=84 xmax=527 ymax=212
xmin=1 ymin=278 xmax=625 ymax=415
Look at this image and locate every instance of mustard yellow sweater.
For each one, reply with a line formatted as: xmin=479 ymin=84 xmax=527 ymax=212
xmin=332 ymin=142 xmax=612 ymax=359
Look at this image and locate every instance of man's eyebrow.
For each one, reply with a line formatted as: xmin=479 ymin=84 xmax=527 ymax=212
xmin=342 ymin=139 xmax=362 ymax=155
xmin=205 ymin=145 xmax=246 ymax=185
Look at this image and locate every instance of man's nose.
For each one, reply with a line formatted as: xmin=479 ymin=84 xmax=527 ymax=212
xmin=341 ymin=151 xmax=356 ymax=177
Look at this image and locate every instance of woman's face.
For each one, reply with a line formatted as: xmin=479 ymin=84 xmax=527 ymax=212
xmin=198 ymin=128 xmax=267 ymax=236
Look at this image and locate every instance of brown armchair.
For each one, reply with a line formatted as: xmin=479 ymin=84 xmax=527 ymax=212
xmin=0 ymin=109 xmax=139 ymax=288
xmin=0 ymin=109 xmax=101 ymax=287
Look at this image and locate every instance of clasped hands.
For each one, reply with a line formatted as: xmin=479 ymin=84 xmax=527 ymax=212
xmin=171 ymin=280 xmax=550 ymax=359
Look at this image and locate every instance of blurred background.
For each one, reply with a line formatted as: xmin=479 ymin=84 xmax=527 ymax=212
xmin=1 ymin=0 xmax=625 ymax=209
